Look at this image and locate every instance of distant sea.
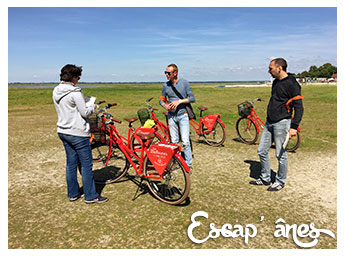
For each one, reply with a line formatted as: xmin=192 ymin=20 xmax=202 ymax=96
xmin=8 ymin=80 xmax=269 ymax=89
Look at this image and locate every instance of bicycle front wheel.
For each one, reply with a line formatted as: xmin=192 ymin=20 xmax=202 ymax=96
xmin=286 ymin=131 xmax=301 ymax=152
xmin=143 ymin=155 xmax=190 ymax=205
xmin=236 ymin=117 xmax=259 ymax=144
xmin=201 ymin=120 xmax=226 ymax=146
xmin=92 ymin=144 xmax=129 ymax=184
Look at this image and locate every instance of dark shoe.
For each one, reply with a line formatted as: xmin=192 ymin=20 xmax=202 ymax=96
xmin=69 ymin=194 xmax=82 ymax=202
xmin=249 ymin=178 xmax=270 ymax=186
xmin=267 ymin=182 xmax=284 ymax=191
xmin=85 ymin=196 xmax=108 ymax=204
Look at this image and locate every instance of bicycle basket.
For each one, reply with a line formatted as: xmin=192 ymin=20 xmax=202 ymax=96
xmin=137 ymin=108 xmax=151 ymax=125
xmin=238 ymin=100 xmax=253 ymax=117
xmin=89 ymin=114 xmax=99 ymax=130
xmin=89 ymin=114 xmax=106 ymax=143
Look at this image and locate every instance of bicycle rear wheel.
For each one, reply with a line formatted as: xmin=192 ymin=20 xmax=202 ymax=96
xmin=201 ymin=120 xmax=226 ymax=146
xmin=236 ymin=117 xmax=259 ymax=144
xmin=143 ymin=155 xmax=190 ymax=205
xmin=92 ymin=143 xmax=129 ymax=184
xmin=286 ymin=131 xmax=301 ymax=152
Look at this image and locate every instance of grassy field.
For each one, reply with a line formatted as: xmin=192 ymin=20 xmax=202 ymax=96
xmin=8 ymin=83 xmax=337 ymax=249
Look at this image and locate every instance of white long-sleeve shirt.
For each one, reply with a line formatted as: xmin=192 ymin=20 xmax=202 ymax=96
xmin=52 ymin=82 xmax=94 ymax=137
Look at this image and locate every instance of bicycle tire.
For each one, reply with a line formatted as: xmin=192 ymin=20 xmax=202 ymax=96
xmin=201 ymin=120 xmax=226 ymax=146
xmin=91 ymin=140 xmax=109 ymax=163
xmin=236 ymin=117 xmax=259 ymax=145
xmin=143 ymin=155 xmax=190 ymax=205
xmin=286 ymin=131 xmax=301 ymax=152
xmin=92 ymin=144 xmax=130 ymax=184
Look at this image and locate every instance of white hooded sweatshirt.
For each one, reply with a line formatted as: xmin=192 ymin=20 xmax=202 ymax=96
xmin=52 ymin=82 xmax=94 ymax=137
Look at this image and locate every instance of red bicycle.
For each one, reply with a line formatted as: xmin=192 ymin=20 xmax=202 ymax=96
xmin=91 ymin=102 xmax=191 ymax=205
xmin=189 ymin=107 xmax=226 ymax=146
xmin=236 ymin=98 xmax=301 ymax=152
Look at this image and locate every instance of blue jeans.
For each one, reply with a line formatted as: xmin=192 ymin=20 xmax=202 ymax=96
xmin=58 ymin=133 xmax=98 ymax=201
xmin=168 ymin=112 xmax=192 ymax=167
xmin=257 ymin=119 xmax=291 ymax=185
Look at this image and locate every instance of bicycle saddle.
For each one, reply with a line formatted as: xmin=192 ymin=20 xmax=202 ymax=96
xmin=124 ymin=117 xmax=138 ymax=123
xmin=198 ymin=107 xmax=208 ymax=111
xmin=136 ymin=129 xmax=156 ymax=140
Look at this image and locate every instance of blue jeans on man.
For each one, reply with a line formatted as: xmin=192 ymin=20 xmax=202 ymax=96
xmin=58 ymin=133 xmax=99 ymax=201
xmin=257 ymin=119 xmax=291 ymax=185
xmin=168 ymin=112 xmax=192 ymax=167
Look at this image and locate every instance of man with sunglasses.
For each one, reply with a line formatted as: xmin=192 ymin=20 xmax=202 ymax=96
xmin=159 ymin=64 xmax=195 ymax=170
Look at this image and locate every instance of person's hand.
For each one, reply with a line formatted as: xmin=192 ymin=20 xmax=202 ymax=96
xmin=168 ymin=100 xmax=181 ymax=110
xmin=162 ymin=103 xmax=171 ymax=111
xmin=288 ymin=128 xmax=298 ymax=139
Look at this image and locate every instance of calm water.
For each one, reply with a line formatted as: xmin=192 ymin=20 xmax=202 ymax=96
xmin=8 ymin=85 xmax=97 ymax=89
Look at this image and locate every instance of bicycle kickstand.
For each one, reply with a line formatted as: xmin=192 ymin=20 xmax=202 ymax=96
xmin=132 ymin=176 xmax=145 ymax=201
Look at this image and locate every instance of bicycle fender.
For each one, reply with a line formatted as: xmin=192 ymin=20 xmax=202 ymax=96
xmin=175 ymin=153 xmax=191 ymax=173
xmin=202 ymin=114 xmax=220 ymax=131
xmin=217 ymin=118 xmax=226 ymax=128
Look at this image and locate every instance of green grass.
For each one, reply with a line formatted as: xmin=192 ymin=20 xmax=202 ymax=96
xmin=9 ymin=83 xmax=337 ymax=151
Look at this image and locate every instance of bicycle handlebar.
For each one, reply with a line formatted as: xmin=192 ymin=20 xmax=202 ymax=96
xmin=111 ymin=117 xmax=122 ymax=124
xmin=96 ymin=100 xmax=106 ymax=105
xmin=106 ymin=103 xmax=117 ymax=108
xmin=145 ymin=97 xmax=154 ymax=110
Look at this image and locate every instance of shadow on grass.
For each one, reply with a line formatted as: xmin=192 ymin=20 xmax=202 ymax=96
xmin=93 ymin=166 xmax=191 ymax=207
xmin=244 ymin=160 xmax=276 ymax=182
xmin=232 ymin=138 xmax=257 ymax=145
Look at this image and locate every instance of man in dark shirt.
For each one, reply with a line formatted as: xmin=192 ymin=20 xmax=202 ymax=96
xmin=250 ymin=58 xmax=304 ymax=191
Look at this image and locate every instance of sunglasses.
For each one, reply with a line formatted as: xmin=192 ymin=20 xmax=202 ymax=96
xmin=164 ymin=71 xmax=175 ymax=75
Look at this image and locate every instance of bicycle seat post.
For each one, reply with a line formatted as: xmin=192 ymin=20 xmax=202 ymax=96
xmin=198 ymin=107 xmax=208 ymax=118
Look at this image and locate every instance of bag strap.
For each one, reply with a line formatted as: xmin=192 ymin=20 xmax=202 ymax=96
xmin=168 ymin=81 xmax=184 ymax=100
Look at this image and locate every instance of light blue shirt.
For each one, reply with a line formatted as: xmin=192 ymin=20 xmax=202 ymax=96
xmin=160 ymin=78 xmax=195 ymax=116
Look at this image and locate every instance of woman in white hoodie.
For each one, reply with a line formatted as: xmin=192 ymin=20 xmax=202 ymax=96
xmin=53 ymin=64 xmax=107 ymax=204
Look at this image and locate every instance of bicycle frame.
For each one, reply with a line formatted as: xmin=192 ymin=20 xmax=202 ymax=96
xmin=246 ymin=108 xmax=265 ymax=134
xmin=151 ymin=110 xmax=170 ymax=140
xmin=247 ymin=105 xmax=301 ymax=134
xmin=189 ymin=111 xmax=225 ymax=136
xmin=145 ymin=97 xmax=170 ymax=141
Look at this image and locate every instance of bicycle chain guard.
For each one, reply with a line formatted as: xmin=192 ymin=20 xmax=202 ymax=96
xmin=147 ymin=143 xmax=180 ymax=176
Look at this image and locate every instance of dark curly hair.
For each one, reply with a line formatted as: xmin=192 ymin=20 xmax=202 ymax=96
xmin=60 ymin=64 xmax=83 ymax=82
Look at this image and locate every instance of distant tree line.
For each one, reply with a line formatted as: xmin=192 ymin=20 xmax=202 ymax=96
xmin=296 ymin=63 xmax=337 ymax=79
